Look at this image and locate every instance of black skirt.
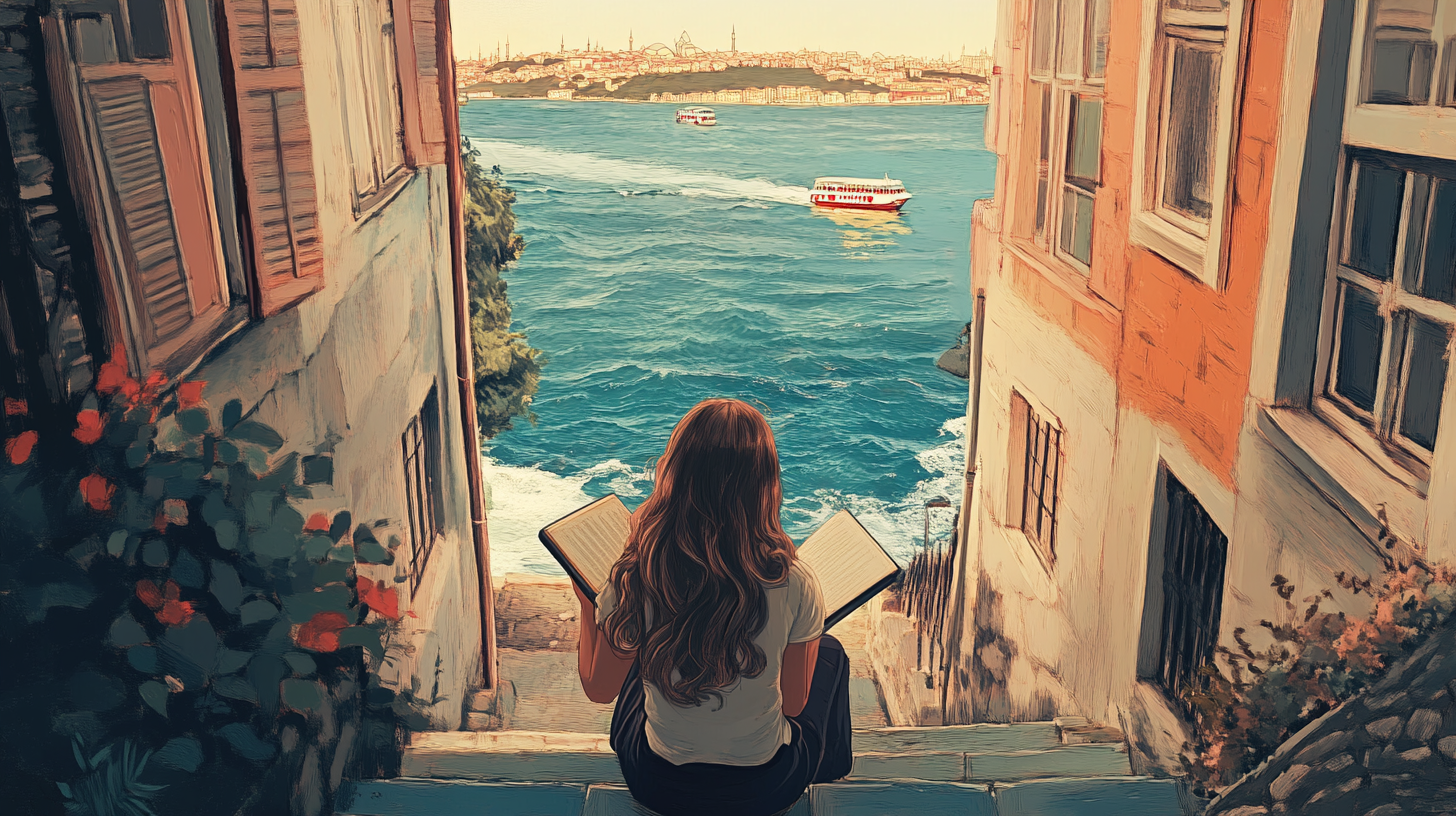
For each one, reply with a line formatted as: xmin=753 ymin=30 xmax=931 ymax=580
xmin=609 ymin=633 xmax=854 ymax=816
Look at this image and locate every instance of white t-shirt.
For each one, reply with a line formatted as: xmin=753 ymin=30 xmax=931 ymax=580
xmin=596 ymin=558 xmax=827 ymax=766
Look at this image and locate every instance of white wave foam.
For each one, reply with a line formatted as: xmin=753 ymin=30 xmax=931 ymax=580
xmin=470 ymin=140 xmax=812 ymax=207
xmin=481 ymin=416 xmax=966 ymax=575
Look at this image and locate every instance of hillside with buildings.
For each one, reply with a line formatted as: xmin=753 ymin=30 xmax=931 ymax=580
xmin=458 ymin=32 xmax=990 ymax=105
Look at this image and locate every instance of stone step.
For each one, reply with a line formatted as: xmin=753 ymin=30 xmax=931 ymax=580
xmin=847 ymin=742 xmax=1130 ymax=783
xmin=992 ymin=776 xmax=1183 ymax=816
xmin=403 ymin=728 xmax=1125 ymax=785
xmin=851 ymin=723 xmax=1062 ymax=754
xmin=339 ymin=778 xmax=586 ymax=816
xmin=340 ymin=775 xmax=1180 ymax=816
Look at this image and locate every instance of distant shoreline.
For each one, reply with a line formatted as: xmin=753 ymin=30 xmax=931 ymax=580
xmin=460 ymin=97 xmax=988 ymax=108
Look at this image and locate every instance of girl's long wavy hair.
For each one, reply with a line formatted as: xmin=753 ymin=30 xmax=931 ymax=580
xmin=600 ymin=399 xmax=797 ymax=707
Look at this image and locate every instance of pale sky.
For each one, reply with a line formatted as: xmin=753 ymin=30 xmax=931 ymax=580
xmin=450 ymin=0 xmax=999 ymax=61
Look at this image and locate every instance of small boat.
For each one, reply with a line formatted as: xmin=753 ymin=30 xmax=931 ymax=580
xmin=810 ymin=175 xmax=912 ymax=211
xmin=675 ymin=106 xmax=717 ymax=126
xmin=457 ymin=93 xmax=469 ymax=106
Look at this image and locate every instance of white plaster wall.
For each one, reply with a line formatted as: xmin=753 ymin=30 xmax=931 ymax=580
xmin=953 ymin=264 xmax=1120 ymax=722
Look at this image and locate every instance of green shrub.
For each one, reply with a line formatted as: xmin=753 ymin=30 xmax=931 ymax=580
xmin=462 ymin=138 xmax=543 ymax=438
xmin=0 ymin=351 xmax=416 ymax=815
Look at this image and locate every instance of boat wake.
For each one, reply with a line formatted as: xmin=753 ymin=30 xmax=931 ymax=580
xmin=469 ymin=140 xmax=812 ymax=207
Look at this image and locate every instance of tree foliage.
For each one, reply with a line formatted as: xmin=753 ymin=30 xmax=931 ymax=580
xmin=462 ymin=138 xmax=542 ymax=438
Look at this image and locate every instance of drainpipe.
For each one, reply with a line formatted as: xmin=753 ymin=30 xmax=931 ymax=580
xmin=941 ymin=288 xmax=986 ymax=720
xmin=437 ymin=0 xmax=496 ymax=689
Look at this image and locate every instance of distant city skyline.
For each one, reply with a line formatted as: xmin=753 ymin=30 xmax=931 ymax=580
xmin=450 ymin=0 xmax=998 ymax=61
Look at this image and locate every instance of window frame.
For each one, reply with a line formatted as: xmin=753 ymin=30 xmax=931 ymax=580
xmin=1007 ymin=389 xmax=1063 ymax=570
xmin=402 ymin=385 xmax=444 ymax=592
xmin=1129 ymin=0 xmax=1249 ymax=288
xmin=1019 ymin=0 xmax=1109 ymax=277
xmin=42 ymin=0 xmax=244 ymax=379
xmin=336 ymin=0 xmax=410 ymax=216
xmin=1344 ymin=0 xmax=1456 ymax=166
xmin=1312 ymin=149 xmax=1456 ymax=490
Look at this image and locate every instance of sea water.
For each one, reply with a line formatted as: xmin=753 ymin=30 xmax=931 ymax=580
xmin=460 ymin=101 xmax=996 ymax=574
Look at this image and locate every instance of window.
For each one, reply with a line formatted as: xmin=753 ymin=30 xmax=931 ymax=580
xmin=402 ymin=386 xmax=444 ymax=590
xmin=1132 ymin=0 xmax=1246 ymax=286
xmin=48 ymin=0 xmax=236 ymax=375
xmin=336 ymin=0 xmax=407 ymax=210
xmin=1360 ymin=0 xmax=1443 ymax=106
xmin=1317 ymin=151 xmax=1455 ymax=477
xmin=1022 ymin=0 xmax=1109 ymax=272
xmin=1143 ymin=466 xmax=1228 ymax=706
xmin=1007 ymin=390 xmax=1062 ymax=567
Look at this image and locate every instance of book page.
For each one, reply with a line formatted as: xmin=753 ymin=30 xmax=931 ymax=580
xmin=542 ymin=495 xmax=633 ymax=593
xmin=797 ymin=510 xmax=899 ymax=615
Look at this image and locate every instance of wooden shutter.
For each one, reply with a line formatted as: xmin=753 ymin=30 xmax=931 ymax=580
xmin=392 ymin=0 xmax=445 ymax=165
xmin=47 ymin=2 xmax=230 ymax=371
xmin=218 ymin=0 xmax=324 ymax=317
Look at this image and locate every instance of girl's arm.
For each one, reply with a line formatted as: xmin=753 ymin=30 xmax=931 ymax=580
xmin=575 ymin=583 xmax=637 ymax=704
xmin=780 ymin=637 xmax=821 ymax=717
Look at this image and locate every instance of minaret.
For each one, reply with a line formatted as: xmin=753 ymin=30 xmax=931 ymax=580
xmin=732 ymin=26 xmax=736 ymax=53
xmin=505 ymin=36 xmax=510 ymax=60
xmin=629 ymin=30 xmax=634 ymax=52
xmin=560 ymin=36 xmax=565 ymax=54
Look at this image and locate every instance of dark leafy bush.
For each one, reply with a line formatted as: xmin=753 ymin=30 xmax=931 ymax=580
xmin=1179 ymin=562 xmax=1456 ymax=792
xmin=0 ymin=350 xmax=417 ymax=815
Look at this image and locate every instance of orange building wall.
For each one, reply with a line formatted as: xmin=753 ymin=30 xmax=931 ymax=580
xmin=1105 ymin=0 xmax=1293 ymax=487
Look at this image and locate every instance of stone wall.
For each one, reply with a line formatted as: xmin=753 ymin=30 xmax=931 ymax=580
xmin=1207 ymin=625 xmax=1456 ymax=816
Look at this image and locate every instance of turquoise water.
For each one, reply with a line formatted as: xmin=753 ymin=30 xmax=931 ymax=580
xmin=460 ymin=101 xmax=995 ymax=574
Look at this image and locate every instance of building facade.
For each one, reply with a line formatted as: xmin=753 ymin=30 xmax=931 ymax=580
xmin=948 ymin=0 xmax=1453 ymax=770
xmin=0 ymin=0 xmax=493 ymax=728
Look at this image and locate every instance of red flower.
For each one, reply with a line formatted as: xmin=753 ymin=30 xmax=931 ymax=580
xmin=136 ymin=579 xmax=165 ymax=610
xmin=294 ymin=611 xmax=349 ymax=652
xmin=140 ymin=372 xmax=168 ymax=405
xmin=177 ymin=381 xmax=207 ymax=409
xmin=304 ymin=512 xmax=331 ymax=534
xmin=358 ymin=580 xmax=400 ymax=620
xmin=96 ymin=346 xmax=139 ymax=402
xmin=5 ymin=431 xmax=38 ymax=465
xmin=73 ymin=409 xmax=105 ymax=445
xmin=156 ymin=600 xmax=195 ymax=627
xmin=3 ymin=398 xmax=26 ymax=416
xmin=79 ymin=473 xmax=116 ymax=512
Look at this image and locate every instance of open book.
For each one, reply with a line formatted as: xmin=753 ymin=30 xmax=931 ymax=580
xmin=539 ymin=494 xmax=901 ymax=631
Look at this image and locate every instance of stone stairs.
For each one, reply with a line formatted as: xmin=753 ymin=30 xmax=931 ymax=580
xmin=337 ymin=721 xmax=1183 ymax=815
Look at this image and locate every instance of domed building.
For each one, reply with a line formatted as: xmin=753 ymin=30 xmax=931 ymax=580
xmin=643 ymin=42 xmax=675 ymax=58
xmin=674 ymin=31 xmax=706 ymax=58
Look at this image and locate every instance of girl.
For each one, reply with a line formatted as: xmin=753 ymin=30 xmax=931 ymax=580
xmin=573 ymin=398 xmax=853 ymax=816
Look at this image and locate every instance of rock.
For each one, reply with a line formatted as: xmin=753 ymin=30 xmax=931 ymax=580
xmin=1269 ymin=764 xmax=1312 ymax=802
xmin=1406 ymin=709 xmax=1441 ymax=742
xmin=1220 ymin=807 xmax=1269 ymax=816
xmin=1363 ymin=805 xmax=1402 ymax=816
xmin=1323 ymin=753 xmax=1356 ymax=773
xmin=1368 ymin=692 xmax=1409 ymax=712
xmin=1367 ymin=717 xmax=1405 ymax=743
xmin=1398 ymin=746 xmax=1431 ymax=762
xmin=1438 ymin=736 xmax=1456 ymax=761
xmin=1295 ymin=731 xmax=1351 ymax=765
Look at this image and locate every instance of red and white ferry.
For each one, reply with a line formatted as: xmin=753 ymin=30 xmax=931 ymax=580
xmin=809 ymin=175 xmax=912 ymax=211
xmin=675 ymin=107 xmax=717 ymax=126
